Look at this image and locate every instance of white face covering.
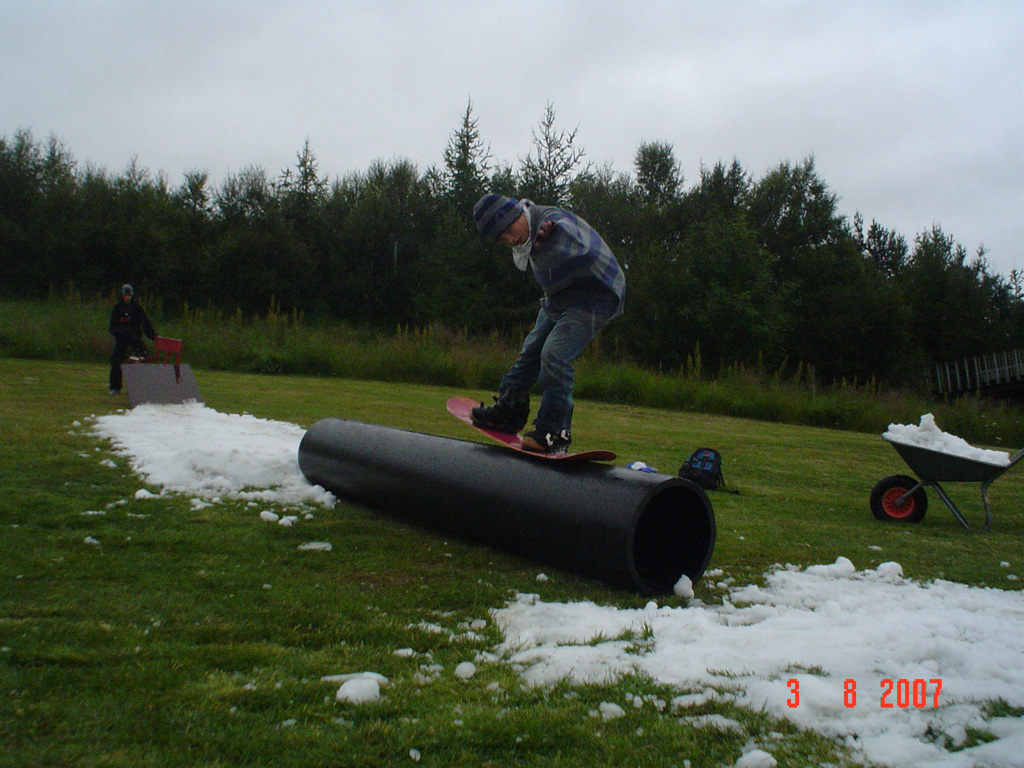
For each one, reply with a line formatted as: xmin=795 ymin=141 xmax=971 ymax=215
xmin=512 ymin=241 xmax=531 ymax=271
xmin=511 ymin=201 xmax=533 ymax=271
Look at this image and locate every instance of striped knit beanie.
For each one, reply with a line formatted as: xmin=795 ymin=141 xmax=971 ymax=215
xmin=473 ymin=194 xmax=524 ymax=241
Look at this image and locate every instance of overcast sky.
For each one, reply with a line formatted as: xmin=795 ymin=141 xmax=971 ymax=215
xmin=3 ymin=0 xmax=1022 ymax=276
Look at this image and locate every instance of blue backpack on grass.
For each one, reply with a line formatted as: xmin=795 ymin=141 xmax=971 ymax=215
xmin=678 ymin=448 xmax=726 ymax=492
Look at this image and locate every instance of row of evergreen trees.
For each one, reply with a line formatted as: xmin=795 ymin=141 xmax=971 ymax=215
xmin=2 ymin=102 xmax=1021 ymax=387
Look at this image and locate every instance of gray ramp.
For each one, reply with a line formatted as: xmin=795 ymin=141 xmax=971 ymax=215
xmin=121 ymin=363 xmax=203 ymax=407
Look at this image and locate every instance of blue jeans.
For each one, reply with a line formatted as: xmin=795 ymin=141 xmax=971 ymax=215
xmin=500 ymin=306 xmax=613 ymax=433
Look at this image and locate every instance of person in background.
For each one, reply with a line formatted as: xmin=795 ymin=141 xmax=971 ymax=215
xmin=108 ymin=284 xmax=156 ymax=394
xmin=470 ymin=194 xmax=625 ymax=454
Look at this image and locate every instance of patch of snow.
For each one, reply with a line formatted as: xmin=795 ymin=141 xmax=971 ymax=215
xmin=492 ymin=558 xmax=1024 ymax=768
xmin=734 ymin=749 xmax=777 ymax=768
xmin=297 ymin=541 xmax=332 ymax=552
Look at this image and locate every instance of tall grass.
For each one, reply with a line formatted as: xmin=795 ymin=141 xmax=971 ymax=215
xmin=2 ymin=288 xmax=1020 ymax=446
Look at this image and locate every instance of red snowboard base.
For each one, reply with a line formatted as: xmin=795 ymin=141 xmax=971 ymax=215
xmin=446 ymin=396 xmax=616 ymax=462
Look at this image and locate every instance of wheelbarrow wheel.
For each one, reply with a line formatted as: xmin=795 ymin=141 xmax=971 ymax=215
xmin=870 ymin=474 xmax=927 ymax=523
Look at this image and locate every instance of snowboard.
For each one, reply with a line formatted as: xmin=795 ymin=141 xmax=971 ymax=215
xmin=446 ymin=396 xmax=616 ymax=462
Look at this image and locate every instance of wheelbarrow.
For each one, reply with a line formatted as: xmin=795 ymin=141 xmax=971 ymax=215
xmin=870 ymin=438 xmax=1024 ymax=530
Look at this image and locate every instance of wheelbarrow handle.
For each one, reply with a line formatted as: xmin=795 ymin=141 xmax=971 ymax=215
xmin=1008 ymin=446 xmax=1024 ymax=468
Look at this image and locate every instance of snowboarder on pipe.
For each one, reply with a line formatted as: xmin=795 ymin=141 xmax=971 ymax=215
xmin=471 ymin=194 xmax=625 ymax=454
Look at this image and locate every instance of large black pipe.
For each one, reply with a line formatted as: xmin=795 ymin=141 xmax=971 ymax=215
xmin=298 ymin=418 xmax=716 ymax=595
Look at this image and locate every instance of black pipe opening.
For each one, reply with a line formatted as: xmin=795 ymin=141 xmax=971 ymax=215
xmin=632 ymin=483 xmax=716 ymax=593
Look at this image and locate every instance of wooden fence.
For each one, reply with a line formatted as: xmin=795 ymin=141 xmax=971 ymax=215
xmin=925 ymin=349 xmax=1024 ymax=396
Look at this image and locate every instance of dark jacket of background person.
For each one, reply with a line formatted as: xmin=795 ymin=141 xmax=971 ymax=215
xmin=108 ymin=288 xmax=156 ymax=392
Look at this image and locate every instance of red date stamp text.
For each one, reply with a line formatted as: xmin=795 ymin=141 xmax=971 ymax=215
xmin=786 ymin=678 xmax=943 ymax=709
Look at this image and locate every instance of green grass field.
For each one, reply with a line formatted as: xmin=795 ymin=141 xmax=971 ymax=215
xmin=1 ymin=358 xmax=1021 ymax=767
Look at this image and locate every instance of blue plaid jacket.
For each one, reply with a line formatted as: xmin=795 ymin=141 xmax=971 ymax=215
xmin=524 ymin=203 xmax=626 ymax=317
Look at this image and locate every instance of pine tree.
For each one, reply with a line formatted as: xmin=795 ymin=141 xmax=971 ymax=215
xmin=519 ymin=102 xmax=588 ymax=205
xmin=441 ymin=99 xmax=491 ymax=217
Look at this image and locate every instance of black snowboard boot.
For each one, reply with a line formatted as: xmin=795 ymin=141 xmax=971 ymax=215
xmin=471 ymin=392 xmax=529 ymax=434
xmin=521 ymin=428 xmax=572 ymax=455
